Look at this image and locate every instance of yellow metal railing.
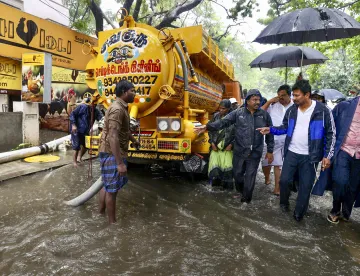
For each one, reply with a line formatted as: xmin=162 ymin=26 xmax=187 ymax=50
xmin=202 ymin=32 xmax=234 ymax=80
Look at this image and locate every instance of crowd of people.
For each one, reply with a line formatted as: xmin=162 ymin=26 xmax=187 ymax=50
xmin=69 ymin=79 xmax=359 ymax=224
xmin=196 ymin=79 xmax=360 ymax=224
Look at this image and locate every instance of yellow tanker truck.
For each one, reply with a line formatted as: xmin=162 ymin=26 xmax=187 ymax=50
xmin=83 ymin=12 xmax=242 ymax=173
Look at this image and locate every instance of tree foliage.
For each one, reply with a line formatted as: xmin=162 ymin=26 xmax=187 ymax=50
xmin=63 ymin=0 xmax=283 ymax=95
xmin=63 ymin=0 xmax=98 ymax=35
xmin=64 ymin=0 xmax=258 ymax=41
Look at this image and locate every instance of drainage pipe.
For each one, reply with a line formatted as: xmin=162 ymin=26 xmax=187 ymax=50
xmin=0 ymin=125 xmax=98 ymax=164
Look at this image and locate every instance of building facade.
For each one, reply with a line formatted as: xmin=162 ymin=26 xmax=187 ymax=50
xmin=0 ymin=0 xmax=95 ymax=112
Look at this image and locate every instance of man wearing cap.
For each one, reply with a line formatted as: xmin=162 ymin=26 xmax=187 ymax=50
xmin=195 ymin=89 xmax=274 ymax=203
xmin=229 ymin=98 xmax=238 ymax=111
xmin=66 ymin=88 xmax=77 ymax=115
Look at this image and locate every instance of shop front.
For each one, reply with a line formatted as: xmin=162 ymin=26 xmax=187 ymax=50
xmin=0 ymin=2 xmax=97 ymax=112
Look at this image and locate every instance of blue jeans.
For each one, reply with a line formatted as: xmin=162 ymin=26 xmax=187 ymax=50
xmin=280 ymin=151 xmax=318 ymax=218
xmin=331 ymin=150 xmax=360 ymax=218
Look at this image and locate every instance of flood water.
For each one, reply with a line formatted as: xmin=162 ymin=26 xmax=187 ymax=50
xmin=0 ymin=161 xmax=360 ymax=275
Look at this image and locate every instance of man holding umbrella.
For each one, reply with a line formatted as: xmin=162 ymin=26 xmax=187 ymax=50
xmin=257 ymin=80 xmax=336 ymax=221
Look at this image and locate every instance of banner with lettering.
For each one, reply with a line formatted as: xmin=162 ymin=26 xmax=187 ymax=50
xmin=0 ymin=57 xmax=21 ymax=95
xmin=21 ymin=53 xmax=52 ymax=103
xmin=0 ymin=3 xmax=97 ymax=70
xmin=39 ymin=66 xmax=95 ymax=132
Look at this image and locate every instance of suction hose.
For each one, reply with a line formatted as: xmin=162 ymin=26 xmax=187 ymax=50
xmin=65 ymin=42 xmax=189 ymax=207
xmin=64 ymin=176 xmax=103 ymax=206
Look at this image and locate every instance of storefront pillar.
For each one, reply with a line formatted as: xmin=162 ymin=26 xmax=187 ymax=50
xmin=0 ymin=94 xmax=9 ymax=112
xmin=13 ymin=101 xmax=39 ymax=146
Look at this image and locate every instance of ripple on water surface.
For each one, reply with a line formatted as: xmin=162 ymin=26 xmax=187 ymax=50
xmin=0 ymin=163 xmax=360 ymax=275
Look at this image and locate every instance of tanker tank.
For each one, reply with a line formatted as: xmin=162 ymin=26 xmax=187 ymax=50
xmin=83 ymin=12 xmax=242 ymax=171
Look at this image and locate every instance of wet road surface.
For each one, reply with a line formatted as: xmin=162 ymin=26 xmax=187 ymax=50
xmin=0 ymin=162 xmax=360 ymax=275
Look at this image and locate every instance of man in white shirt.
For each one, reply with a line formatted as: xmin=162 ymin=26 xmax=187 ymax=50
xmin=261 ymin=85 xmax=293 ymax=195
xmin=257 ymin=80 xmax=335 ymax=222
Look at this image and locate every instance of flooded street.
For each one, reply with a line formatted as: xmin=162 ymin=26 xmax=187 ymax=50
xmin=1 ymin=162 xmax=360 ymax=275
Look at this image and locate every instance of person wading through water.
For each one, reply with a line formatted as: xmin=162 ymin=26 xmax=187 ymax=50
xmin=208 ymin=99 xmax=235 ymax=191
xmin=69 ymin=97 xmax=103 ymax=167
xmin=257 ymin=80 xmax=336 ymax=222
xmin=195 ymin=89 xmax=274 ymax=203
xmin=326 ymin=96 xmax=360 ymax=224
xmin=98 ymin=80 xmax=139 ymax=224
xmin=261 ymin=84 xmax=294 ymax=195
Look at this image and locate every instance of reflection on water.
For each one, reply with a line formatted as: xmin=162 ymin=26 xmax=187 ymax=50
xmin=0 ymin=162 xmax=360 ymax=275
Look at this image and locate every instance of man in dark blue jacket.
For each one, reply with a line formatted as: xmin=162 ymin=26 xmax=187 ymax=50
xmin=326 ymin=96 xmax=360 ymax=224
xmin=258 ymin=80 xmax=336 ymax=221
xmin=195 ymin=89 xmax=274 ymax=203
xmin=69 ymin=98 xmax=103 ymax=166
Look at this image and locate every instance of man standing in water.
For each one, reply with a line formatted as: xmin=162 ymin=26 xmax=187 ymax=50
xmin=195 ymin=89 xmax=274 ymax=203
xmin=261 ymin=85 xmax=293 ymax=195
xmin=98 ymin=80 xmax=139 ymax=223
xmin=257 ymin=80 xmax=336 ymax=221
xmin=70 ymin=97 xmax=103 ymax=166
xmin=327 ymin=96 xmax=360 ymax=224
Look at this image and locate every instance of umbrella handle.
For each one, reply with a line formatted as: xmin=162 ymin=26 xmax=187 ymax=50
xmin=301 ymin=45 xmax=304 ymax=72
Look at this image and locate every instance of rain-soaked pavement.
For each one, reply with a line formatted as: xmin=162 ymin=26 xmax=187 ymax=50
xmin=0 ymin=161 xmax=360 ymax=275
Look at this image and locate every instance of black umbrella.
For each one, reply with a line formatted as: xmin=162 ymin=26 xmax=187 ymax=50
xmin=318 ymin=89 xmax=344 ymax=100
xmin=249 ymin=46 xmax=327 ymax=83
xmin=249 ymin=46 xmax=327 ymax=68
xmin=254 ymin=8 xmax=360 ymax=44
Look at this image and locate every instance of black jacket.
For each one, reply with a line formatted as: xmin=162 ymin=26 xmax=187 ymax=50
xmin=207 ymin=107 xmax=274 ymax=158
xmin=270 ymin=101 xmax=336 ymax=163
xmin=208 ymin=112 xmax=235 ymax=150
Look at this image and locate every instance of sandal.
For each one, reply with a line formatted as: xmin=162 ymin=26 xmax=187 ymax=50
xmin=327 ymin=214 xmax=339 ymax=224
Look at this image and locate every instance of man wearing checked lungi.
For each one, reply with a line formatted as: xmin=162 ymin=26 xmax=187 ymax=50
xmin=98 ymin=80 xmax=139 ymax=223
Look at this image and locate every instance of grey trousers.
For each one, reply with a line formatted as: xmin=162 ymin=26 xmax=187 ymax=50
xmin=233 ymin=154 xmax=261 ymax=202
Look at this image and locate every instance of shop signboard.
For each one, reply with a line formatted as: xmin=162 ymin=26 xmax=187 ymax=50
xmin=0 ymin=57 xmax=21 ymax=95
xmin=0 ymin=3 xmax=97 ymax=71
